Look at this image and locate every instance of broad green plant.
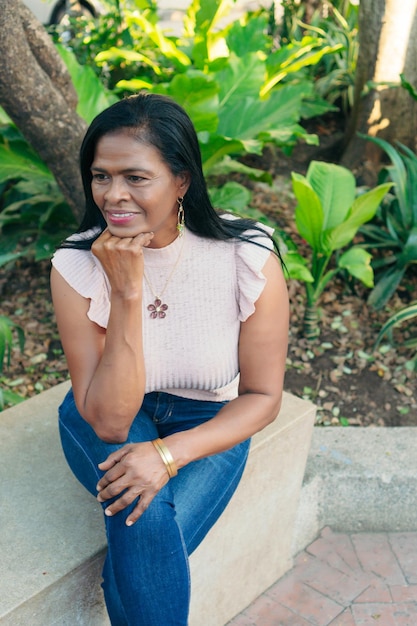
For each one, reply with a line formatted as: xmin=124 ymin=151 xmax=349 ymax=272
xmin=1 ymin=0 xmax=344 ymax=267
xmin=279 ymin=0 xmax=359 ymax=114
xmin=0 ymin=315 xmax=24 ymax=372
xmin=55 ymin=0 xmax=338 ymax=216
xmin=359 ymin=135 xmax=417 ymax=310
xmin=0 ymin=315 xmax=25 ymax=411
xmin=0 ymin=119 xmax=77 ymax=267
xmin=291 ymin=160 xmax=392 ymax=339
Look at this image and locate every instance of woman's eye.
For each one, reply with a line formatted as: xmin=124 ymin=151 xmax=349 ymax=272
xmin=128 ymin=175 xmax=143 ymax=183
xmin=92 ymin=173 xmax=108 ymax=182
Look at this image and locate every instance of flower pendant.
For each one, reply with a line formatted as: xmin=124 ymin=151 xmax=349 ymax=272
xmin=147 ymin=298 xmax=168 ymax=319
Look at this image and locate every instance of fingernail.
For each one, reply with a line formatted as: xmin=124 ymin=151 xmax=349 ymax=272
xmin=126 ymin=520 xmax=133 ymax=527
xmin=104 ymin=508 xmax=113 ymax=516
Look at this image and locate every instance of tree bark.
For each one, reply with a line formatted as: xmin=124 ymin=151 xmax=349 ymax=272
xmin=0 ymin=0 xmax=87 ymax=221
xmin=341 ymin=0 xmax=417 ymax=182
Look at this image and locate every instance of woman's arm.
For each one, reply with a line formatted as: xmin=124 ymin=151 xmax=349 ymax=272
xmin=97 ymin=252 xmax=289 ymax=524
xmin=166 ymin=251 xmax=289 ymax=464
xmin=51 ymin=230 xmax=154 ymax=442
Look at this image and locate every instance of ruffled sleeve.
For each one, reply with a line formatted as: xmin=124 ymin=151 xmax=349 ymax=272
xmin=51 ymin=230 xmax=110 ymax=329
xmin=235 ymin=225 xmax=274 ymax=322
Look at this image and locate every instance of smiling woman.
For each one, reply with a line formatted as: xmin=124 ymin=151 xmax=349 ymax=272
xmin=90 ymin=131 xmax=190 ymax=246
xmin=49 ymin=91 xmax=289 ymax=626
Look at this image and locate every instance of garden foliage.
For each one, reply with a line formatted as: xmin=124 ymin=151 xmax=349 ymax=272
xmin=359 ymin=135 xmax=417 ymax=311
xmin=291 ymin=160 xmax=391 ymax=338
xmin=0 ymin=0 xmax=343 ymax=272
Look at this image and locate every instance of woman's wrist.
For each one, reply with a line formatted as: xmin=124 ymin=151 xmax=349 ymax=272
xmin=151 ymin=438 xmax=178 ymax=478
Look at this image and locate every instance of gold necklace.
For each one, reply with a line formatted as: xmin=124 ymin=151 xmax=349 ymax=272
xmin=143 ymin=235 xmax=185 ymax=319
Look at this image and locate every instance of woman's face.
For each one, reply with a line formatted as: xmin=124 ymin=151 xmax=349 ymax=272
xmin=91 ymin=129 xmax=189 ymax=248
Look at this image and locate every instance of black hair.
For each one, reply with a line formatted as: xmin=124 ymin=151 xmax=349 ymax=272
xmin=61 ymin=91 xmax=281 ymax=258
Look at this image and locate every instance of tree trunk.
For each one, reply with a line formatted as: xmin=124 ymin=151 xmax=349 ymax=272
xmin=341 ymin=0 xmax=417 ymax=183
xmin=0 ymin=0 xmax=87 ymax=221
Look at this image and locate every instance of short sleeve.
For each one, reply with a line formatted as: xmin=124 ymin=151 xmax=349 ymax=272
xmin=235 ymin=225 xmax=274 ymax=322
xmin=51 ymin=232 xmax=110 ymax=328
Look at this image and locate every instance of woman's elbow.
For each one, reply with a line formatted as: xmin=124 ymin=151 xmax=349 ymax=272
xmin=82 ymin=409 xmax=131 ymax=444
xmin=96 ymin=426 xmax=129 ymax=444
xmin=265 ymin=393 xmax=283 ymax=426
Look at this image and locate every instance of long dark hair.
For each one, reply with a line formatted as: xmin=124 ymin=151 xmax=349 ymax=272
xmin=62 ymin=91 xmax=280 ymax=256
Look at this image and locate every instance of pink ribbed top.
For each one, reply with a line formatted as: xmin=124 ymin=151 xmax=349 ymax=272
xmin=52 ymin=224 xmax=273 ymax=401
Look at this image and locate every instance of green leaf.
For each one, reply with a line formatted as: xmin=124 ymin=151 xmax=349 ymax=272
xmin=56 ymin=44 xmax=117 ymax=123
xmin=0 ymin=142 xmax=53 ymax=184
xmin=375 ymin=301 xmax=417 ymax=348
xmin=207 ymin=156 xmax=272 ymax=183
xmin=152 ymin=70 xmax=219 ymax=134
xmin=262 ymin=38 xmax=343 ymax=96
xmin=359 ymin=134 xmax=410 ymax=227
xmin=283 ymin=251 xmax=314 ymax=282
xmin=306 ymin=161 xmax=356 ymax=230
xmin=200 ymin=135 xmax=263 ymax=173
xmin=208 ymin=181 xmax=252 ymax=213
xmin=338 ymin=247 xmax=374 ymax=288
xmin=368 ymin=265 xmax=407 ymax=310
xmin=0 ymin=107 xmax=13 ymax=125
xmin=400 ymin=73 xmax=417 ymax=100
xmin=217 ymin=81 xmax=306 ymax=141
xmin=0 ymin=316 xmax=25 ymax=372
xmin=292 ymin=172 xmax=324 ymax=251
xmin=217 ymin=52 xmax=265 ymax=109
xmin=324 ymin=183 xmax=392 ymax=251
xmin=0 ymin=387 xmax=26 ymax=411
xmin=0 ymin=251 xmax=24 ymax=268
xmin=95 ymin=47 xmax=162 ymax=74
xmin=227 ymin=14 xmax=270 ymax=57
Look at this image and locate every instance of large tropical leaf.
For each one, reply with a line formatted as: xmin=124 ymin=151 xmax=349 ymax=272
xmin=56 ymin=44 xmax=117 ymax=123
xmin=323 ymin=183 xmax=392 ymax=251
xmin=216 ymin=52 xmax=265 ymax=109
xmin=0 ymin=141 xmax=53 ymax=183
xmin=262 ymin=36 xmax=343 ymax=96
xmin=226 ymin=14 xmax=270 ymax=57
xmin=200 ymin=135 xmax=263 ymax=173
xmin=217 ymin=79 xmax=306 ymax=140
xmin=152 ymin=70 xmax=219 ymax=133
xmin=292 ymin=173 xmax=324 ymax=252
xmin=306 ymin=161 xmax=356 ymax=230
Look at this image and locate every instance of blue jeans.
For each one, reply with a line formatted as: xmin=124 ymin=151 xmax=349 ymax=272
xmin=58 ymin=389 xmax=250 ymax=626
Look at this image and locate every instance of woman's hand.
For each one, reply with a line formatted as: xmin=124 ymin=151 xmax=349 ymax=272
xmin=96 ymin=442 xmax=170 ymax=526
xmin=91 ymin=229 xmax=154 ymax=299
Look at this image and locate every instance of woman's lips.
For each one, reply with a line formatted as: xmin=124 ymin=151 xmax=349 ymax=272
xmin=106 ymin=211 xmax=140 ymax=225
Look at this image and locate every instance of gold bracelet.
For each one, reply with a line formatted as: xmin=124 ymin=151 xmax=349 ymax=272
xmin=151 ymin=438 xmax=178 ymax=478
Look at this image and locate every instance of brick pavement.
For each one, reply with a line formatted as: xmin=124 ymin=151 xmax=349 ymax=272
xmin=228 ymin=527 xmax=417 ymax=626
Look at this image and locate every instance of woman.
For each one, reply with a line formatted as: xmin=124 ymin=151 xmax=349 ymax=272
xmin=51 ymin=92 xmax=289 ymax=625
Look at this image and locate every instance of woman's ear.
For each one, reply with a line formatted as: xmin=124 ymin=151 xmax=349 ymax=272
xmin=179 ymin=172 xmax=191 ymax=194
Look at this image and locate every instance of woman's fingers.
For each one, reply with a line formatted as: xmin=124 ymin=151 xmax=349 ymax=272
xmin=103 ymin=484 xmax=157 ymax=525
xmin=96 ymin=442 xmax=170 ymax=524
xmin=125 ymin=493 xmax=155 ymax=526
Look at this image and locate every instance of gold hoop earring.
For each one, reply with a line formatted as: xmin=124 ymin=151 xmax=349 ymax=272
xmin=176 ymin=197 xmax=185 ymax=237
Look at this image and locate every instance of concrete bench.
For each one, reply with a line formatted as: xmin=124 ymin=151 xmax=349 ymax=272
xmin=0 ymin=382 xmax=316 ymax=626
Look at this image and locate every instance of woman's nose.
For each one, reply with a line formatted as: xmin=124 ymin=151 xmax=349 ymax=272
xmin=104 ymin=178 xmax=130 ymax=203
